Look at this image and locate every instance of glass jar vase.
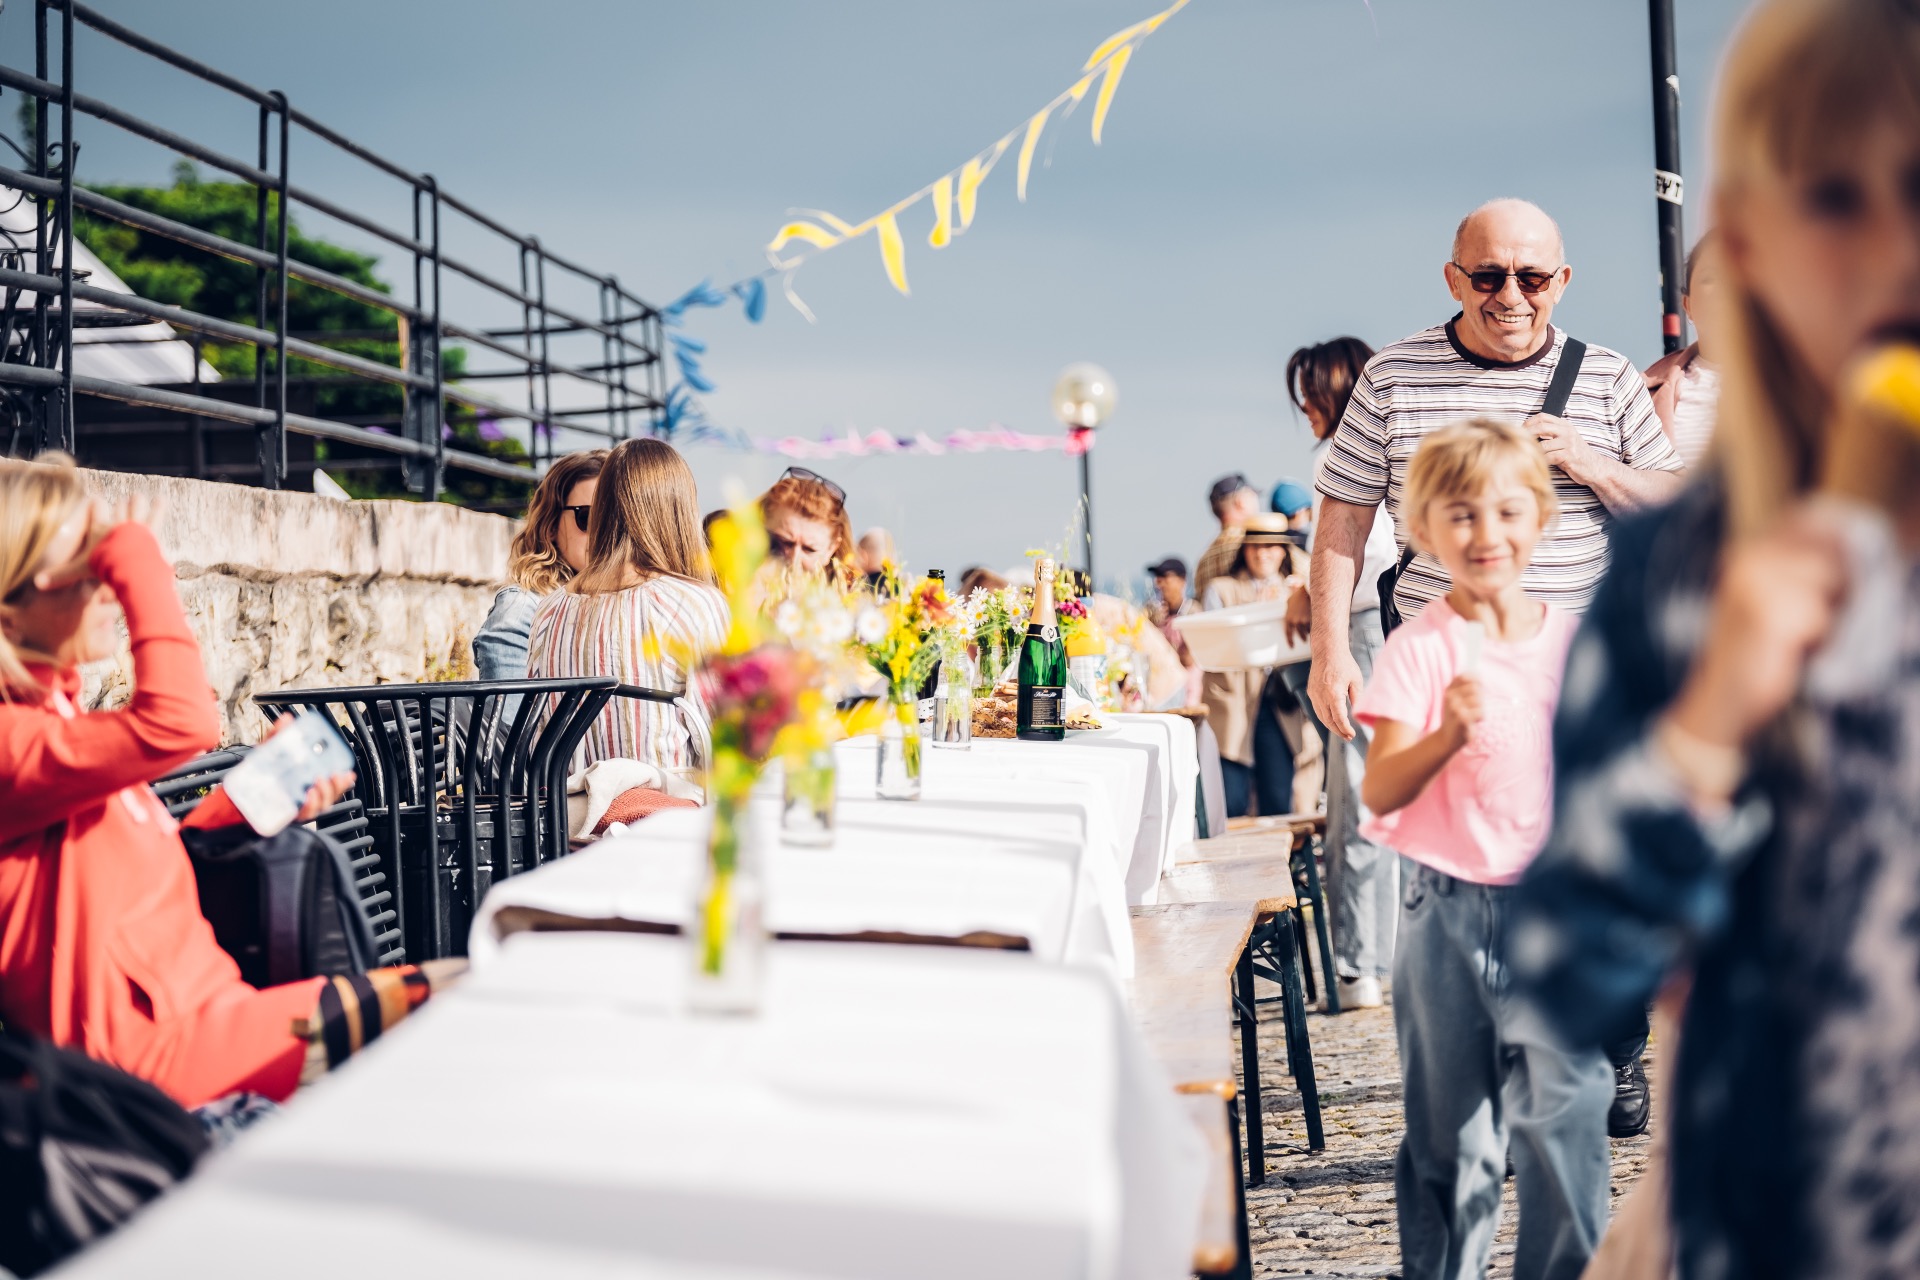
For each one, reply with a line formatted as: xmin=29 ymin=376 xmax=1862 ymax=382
xmin=875 ymin=693 xmax=923 ymax=800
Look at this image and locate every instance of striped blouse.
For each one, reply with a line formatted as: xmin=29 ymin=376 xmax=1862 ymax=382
xmin=1317 ymin=320 xmax=1681 ymax=615
xmin=526 ymin=575 xmax=730 ymax=776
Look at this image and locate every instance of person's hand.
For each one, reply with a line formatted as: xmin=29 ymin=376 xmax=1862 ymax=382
xmin=31 ymin=495 xmax=161 ymax=592
xmin=1440 ymin=674 xmax=1485 ymax=748
xmin=294 ymin=770 xmax=356 ymax=823
xmin=1309 ymin=646 xmax=1365 ymax=741
xmin=1667 ymin=503 xmax=1850 ymax=751
xmin=1285 ymin=583 xmax=1312 ymax=645
xmin=1528 ymin=413 xmax=1597 ymax=486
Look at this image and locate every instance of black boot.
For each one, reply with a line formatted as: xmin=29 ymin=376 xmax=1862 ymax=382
xmin=1608 ymin=1056 xmax=1651 ymax=1138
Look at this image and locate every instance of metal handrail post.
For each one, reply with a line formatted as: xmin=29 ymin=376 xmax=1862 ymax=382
xmin=252 ymin=101 xmax=269 ymax=472
xmin=533 ymin=239 xmax=553 ymax=468
xmin=56 ymin=0 xmax=74 ymax=453
xmin=269 ymin=90 xmax=290 ymax=487
xmin=517 ymin=242 xmax=536 ymax=466
xmin=31 ymin=0 xmax=51 ymax=453
xmin=599 ymin=279 xmax=616 ymax=439
xmin=427 ymin=176 xmax=443 ymax=500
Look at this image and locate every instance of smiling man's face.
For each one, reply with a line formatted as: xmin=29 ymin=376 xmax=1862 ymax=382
xmin=1446 ymin=201 xmax=1570 ymax=364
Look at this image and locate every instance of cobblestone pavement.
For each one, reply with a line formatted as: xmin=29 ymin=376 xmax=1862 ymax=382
xmin=1238 ymin=982 xmax=1654 ymax=1278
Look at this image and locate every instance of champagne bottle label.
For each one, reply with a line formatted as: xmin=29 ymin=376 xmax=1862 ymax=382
xmin=1023 ymin=685 xmax=1064 ymax=729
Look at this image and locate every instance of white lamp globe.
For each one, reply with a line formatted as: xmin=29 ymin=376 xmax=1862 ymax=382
xmin=1051 ymin=363 xmax=1117 ymax=430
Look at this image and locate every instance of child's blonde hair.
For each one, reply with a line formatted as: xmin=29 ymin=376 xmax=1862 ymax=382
xmin=1405 ymin=418 xmax=1557 ymax=545
xmin=0 ymin=453 xmax=89 ymax=701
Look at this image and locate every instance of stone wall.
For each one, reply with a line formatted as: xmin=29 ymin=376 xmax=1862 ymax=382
xmin=77 ymin=469 xmax=516 ymax=743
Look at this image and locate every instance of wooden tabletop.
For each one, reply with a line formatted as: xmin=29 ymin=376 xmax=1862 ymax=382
xmin=1181 ymin=1092 xmax=1242 ymax=1276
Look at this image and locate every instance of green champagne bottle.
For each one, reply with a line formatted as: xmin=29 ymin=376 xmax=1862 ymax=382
xmin=1017 ymin=558 xmax=1068 ymax=741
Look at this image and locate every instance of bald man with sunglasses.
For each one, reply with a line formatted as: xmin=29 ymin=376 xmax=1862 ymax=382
xmin=1311 ymin=199 xmax=1684 ymax=742
xmin=1302 ymin=198 xmax=1683 ymax=1034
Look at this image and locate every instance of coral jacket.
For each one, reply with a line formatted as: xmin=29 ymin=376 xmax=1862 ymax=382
xmin=0 ymin=524 xmax=317 ymax=1106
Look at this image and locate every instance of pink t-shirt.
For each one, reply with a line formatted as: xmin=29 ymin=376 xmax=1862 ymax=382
xmin=1354 ymin=597 xmax=1579 ymax=885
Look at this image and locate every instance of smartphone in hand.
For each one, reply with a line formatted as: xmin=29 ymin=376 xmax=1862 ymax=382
xmin=224 ymin=713 xmax=355 ymax=836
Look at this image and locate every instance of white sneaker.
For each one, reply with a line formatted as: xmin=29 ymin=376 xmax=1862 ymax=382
xmin=1336 ymin=975 xmax=1383 ymax=1010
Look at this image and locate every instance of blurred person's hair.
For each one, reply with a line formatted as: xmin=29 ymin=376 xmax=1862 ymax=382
xmin=508 ymin=448 xmax=607 ymax=595
xmin=1207 ymin=473 xmax=1253 ymax=519
xmin=0 ymin=453 xmax=88 ymax=701
xmin=759 ymin=473 xmax=855 ymax=583
xmin=1682 ymin=228 xmax=1717 ymax=296
xmin=1286 ymin=336 xmax=1376 ymax=436
xmin=701 ymin=508 xmax=727 ymax=549
xmin=573 ymin=438 xmax=712 ymax=592
xmin=1710 ymin=0 xmax=1920 ymax=535
xmin=959 ymin=566 xmax=1009 ymax=596
xmin=1404 ymin=418 xmax=1558 ymax=548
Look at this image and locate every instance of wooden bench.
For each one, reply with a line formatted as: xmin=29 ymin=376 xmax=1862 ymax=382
xmin=1160 ymin=855 xmax=1326 ymax=1177
xmin=1186 ymin=811 xmax=1337 ymax=1012
xmin=1128 ymin=901 xmax=1259 ymax=1279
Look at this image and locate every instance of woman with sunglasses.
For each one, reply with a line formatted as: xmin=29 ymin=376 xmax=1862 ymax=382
xmin=759 ymin=466 xmax=856 ymax=585
xmin=472 ymin=448 xmax=608 ymax=685
xmin=527 ymin=439 xmax=727 ymax=782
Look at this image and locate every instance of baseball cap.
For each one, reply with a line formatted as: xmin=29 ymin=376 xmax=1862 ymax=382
xmin=1146 ymin=557 xmax=1188 ymax=579
xmin=1270 ymin=479 xmax=1314 ymax=517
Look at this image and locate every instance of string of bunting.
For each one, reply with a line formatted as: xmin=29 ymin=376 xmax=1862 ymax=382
xmin=763 ymin=0 xmax=1191 ymax=309
xmin=672 ymin=421 xmax=1094 ymax=460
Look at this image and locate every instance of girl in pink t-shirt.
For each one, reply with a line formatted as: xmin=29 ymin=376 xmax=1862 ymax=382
xmin=1353 ymin=417 xmax=1611 ymax=1278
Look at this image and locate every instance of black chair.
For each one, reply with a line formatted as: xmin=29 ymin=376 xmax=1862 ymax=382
xmin=151 ymin=748 xmax=405 ymax=968
xmin=254 ymin=677 xmax=618 ymax=961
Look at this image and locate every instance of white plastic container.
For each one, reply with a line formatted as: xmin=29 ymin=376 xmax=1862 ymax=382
xmin=1174 ymin=599 xmax=1311 ymax=671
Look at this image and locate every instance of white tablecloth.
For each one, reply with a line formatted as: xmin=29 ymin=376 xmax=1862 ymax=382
xmin=471 ymin=718 xmax=1195 ymax=979
xmin=66 ymin=933 xmax=1206 ymax=1280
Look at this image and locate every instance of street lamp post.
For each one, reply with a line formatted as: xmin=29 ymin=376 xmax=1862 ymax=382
xmin=1050 ymin=363 xmax=1117 ymax=591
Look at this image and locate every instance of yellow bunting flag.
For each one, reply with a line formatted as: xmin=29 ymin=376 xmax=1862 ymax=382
xmin=1090 ymin=45 xmax=1133 ymax=144
xmin=1015 ymin=106 xmax=1051 ymax=203
xmin=875 ymin=212 xmax=909 ymax=294
xmin=956 ymin=137 xmax=1010 ymax=230
xmin=764 ymin=0 xmax=1190 ymax=303
xmin=928 ymin=176 xmax=954 ymax=248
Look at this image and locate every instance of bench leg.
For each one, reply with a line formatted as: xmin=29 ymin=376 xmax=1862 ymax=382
xmin=1224 ymin=1095 xmax=1255 ymax=1280
xmin=1273 ymin=909 xmax=1325 ymax=1152
xmin=1295 ymin=835 xmax=1339 ymax=1014
xmin=1234 ymin=946 xmax=1265 ymax=1186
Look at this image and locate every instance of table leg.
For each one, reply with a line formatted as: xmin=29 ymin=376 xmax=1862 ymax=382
xmin=1275 ymin=909 xmax=1325 ymax=1152
xmin=1296 ymin=832 xmax=1339 ymax=1014
xmin=1234 ymin=945 xmax=1265 ymax=1186
xmin=1225 ymin=1095 xmax=1255 ymax=1280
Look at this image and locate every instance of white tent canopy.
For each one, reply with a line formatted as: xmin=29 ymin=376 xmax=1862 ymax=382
xmin=0 ymin=185 xmax=220 ymax=386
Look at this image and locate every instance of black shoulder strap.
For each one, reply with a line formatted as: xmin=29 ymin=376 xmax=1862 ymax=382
xmin=1541 ymin=336 xmax=1587 ymax=418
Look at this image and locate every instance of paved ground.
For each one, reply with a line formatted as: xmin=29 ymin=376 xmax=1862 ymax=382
xmin=1239 ymin=981 xmax=1654 ymax=1278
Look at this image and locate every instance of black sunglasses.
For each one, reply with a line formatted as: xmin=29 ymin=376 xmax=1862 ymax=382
xmin=563 ymin=503 xmax=591 ymax=533
xmin=1450 ymin=262 xmax=1561 ymax=296
xmin=780 ymin=465 xmax=846 ymax=505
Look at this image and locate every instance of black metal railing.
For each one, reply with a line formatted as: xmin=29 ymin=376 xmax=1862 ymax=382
xmin=0 ymin=0 xmax=665 ymax=496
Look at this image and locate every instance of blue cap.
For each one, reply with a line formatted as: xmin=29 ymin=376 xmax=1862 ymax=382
xmin=1269 ymin=480 xmax=1313 ymax=517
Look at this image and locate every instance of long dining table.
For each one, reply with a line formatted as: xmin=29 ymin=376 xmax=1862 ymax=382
xmin=64 ymin=714 xmax=1213 ymax=1280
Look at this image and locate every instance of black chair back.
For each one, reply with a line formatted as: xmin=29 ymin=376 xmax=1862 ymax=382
xmin=254 ymin=677 xmax=617 ymax=960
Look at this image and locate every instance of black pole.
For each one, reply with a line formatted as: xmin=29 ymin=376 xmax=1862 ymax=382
xmin=1076 ymin=430 xmax=1094 ymax=589
xmin=1649 ymin=0 xmax=1686 ymax=354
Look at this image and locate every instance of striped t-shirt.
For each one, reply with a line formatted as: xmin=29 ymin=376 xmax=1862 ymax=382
xmin=527 ymin=576 xmax=730 ymax=776
xmin=1317 ymin=320 xmax=1679 ymax=615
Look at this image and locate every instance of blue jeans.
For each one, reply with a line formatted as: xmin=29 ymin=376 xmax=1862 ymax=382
xmin=1393 ymin=863 xmax=1612 ymax=1280
xmin=1327 ymin=608 xmax=1399 ymax=979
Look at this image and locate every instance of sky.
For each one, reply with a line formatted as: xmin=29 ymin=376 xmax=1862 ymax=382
xmin=2 ymin=0 xmax=1753 ymax=595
